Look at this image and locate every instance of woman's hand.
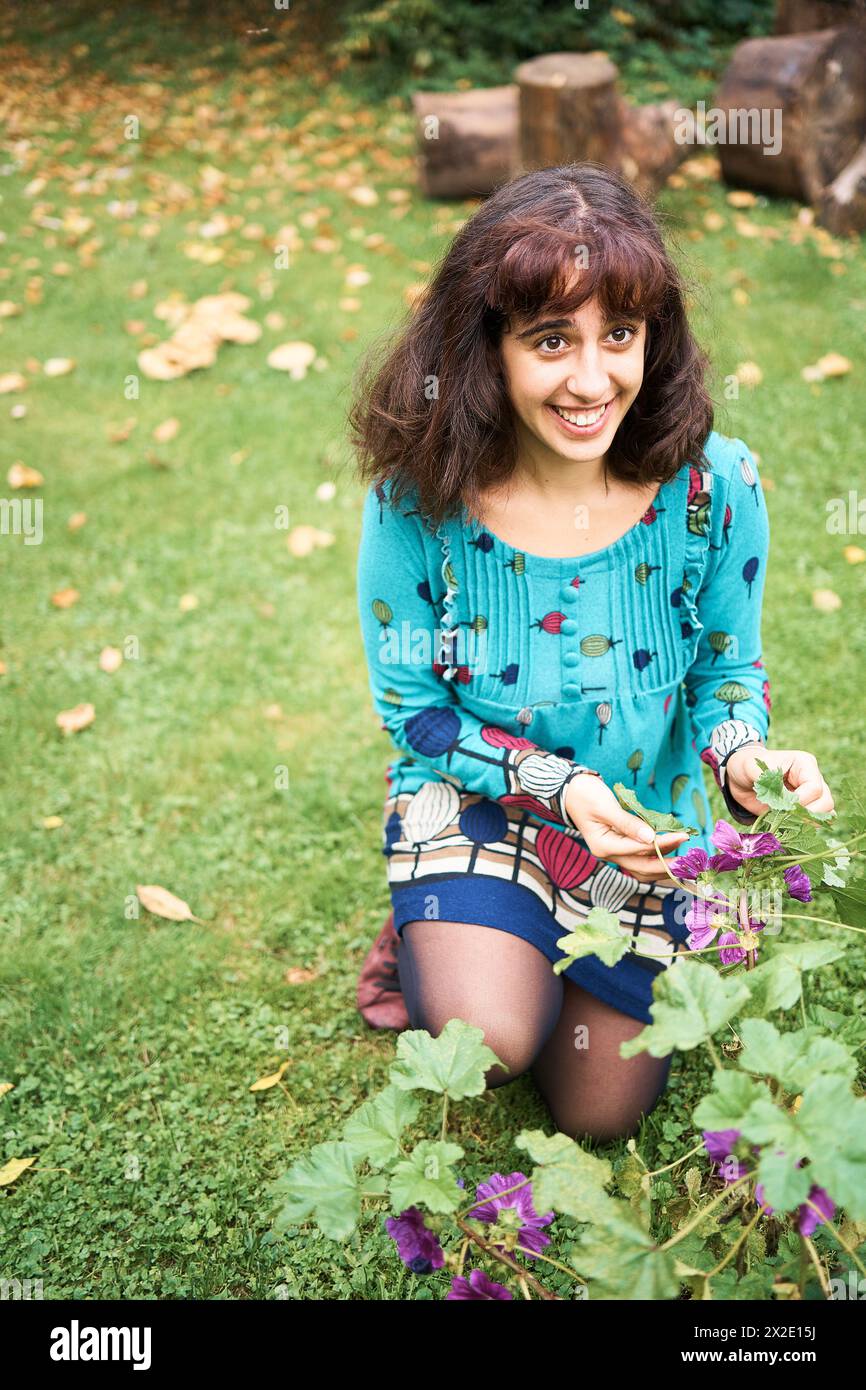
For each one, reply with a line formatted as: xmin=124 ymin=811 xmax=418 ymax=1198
xmin=564 ymin=774 xmax=690 ymax=881
xmin=724 ymin=746 xmax=835 ymax=819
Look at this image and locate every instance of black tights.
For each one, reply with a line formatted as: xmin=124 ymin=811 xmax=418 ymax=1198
xmin=396 ymin=919 xmax=672 ymax=1144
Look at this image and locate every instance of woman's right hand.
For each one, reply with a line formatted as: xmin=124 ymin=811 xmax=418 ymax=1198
xmin=564 ymin=773 xmax=690 ymax=881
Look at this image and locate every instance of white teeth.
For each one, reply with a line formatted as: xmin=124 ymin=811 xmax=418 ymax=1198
xmin=551 ymin=402 xmax=608 ymax=427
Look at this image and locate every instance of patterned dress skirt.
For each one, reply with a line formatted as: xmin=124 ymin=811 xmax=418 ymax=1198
xmin=382 ymin=783 xmax=693 ymax=1026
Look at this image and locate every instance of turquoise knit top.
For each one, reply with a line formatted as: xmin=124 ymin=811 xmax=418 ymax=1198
xmin=356 ymin=429 xmax=772 ymax=857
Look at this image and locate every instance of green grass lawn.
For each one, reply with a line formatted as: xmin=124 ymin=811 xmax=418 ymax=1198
xmin=1 ymin=3 xmax=864 ymax=1300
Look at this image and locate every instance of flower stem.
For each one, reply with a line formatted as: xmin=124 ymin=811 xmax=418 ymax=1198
xmin=774 ymin=912 xmax=866 ymax=935
xmin=454 ymin=1216 xmax=560 ymax=1300
xmin=705 ymin=1037 xmax=724 ymax=1070
xmin=659 ymin=1174 xmax=751 ymax=1251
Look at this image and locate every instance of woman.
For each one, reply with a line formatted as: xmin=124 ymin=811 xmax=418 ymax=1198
xmin=350 ymin=163 xmax=834 ymax=1144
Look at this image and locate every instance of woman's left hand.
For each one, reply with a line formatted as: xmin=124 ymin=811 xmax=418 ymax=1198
xmin=724 ymin=746 xmax=835 ymax=818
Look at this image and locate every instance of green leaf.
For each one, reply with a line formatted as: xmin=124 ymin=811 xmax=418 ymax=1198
xmin=620 ymin=959 xmax=751 ymax=1058
xmin=752 ymin=761 xmax=800 ymax=812
xmin=554 ymin=906 xmax=631 ymax=970
xmin=514 ymin=1129 xmax=616 ymax=1223
xmin=741 ymin=939 xmax=846 ymax=1015
xmin=693 ymin=1068 xmax=767 ymax=1131
xmin=828 ymin=882 xmax=866 ymax=932
xmin=388 ymin=1139 xmax=464 ymax=1214
xmin=389 ymin=1018 xmax=502 ymax=1098
xmin=269 ymin=1140 xmax=361 ymax=1240
xmin=571 ymin=1202 xmax=680 ymax=1300
xmin=738 ymin=1019 xmax=856 ymax=1091
xmin=755 ymin=1141 xmax=811 ymax=1211
xmin=342 ymin=1083 xmax=420 ymax=1169
xmin=612 ymin=782 xmax=698 ymax=835
xmin=794 ymin=1075 xmax=866 ymax=1220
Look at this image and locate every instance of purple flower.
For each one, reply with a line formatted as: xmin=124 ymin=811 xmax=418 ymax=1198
xmin=783 ymin=864 xmax=812 ymax=903
xmin=385 ymin=1207 xmax=445 ymax=1274
xmin=703 ymin=1129 xmax=742 ymax=1165
xmin=670 ymin=847 xmax=712 ymax=880
xmin=717 ymin=919 xmax=765 ymax=965
xmin=754 ymin=1181 xmax=773 ymax=1215
xmin=446 ymin=1269 xmax=513 ymax=1300
xmin=685 ymin=892 xmax=734 ymax=951
xmin=467 ymin=1171 xmax=554 ymax=1259
xmin=709 ymin=819 xmax=784 ymax=872
xmin=798 ymin=1185 xmax=835 ymax=1237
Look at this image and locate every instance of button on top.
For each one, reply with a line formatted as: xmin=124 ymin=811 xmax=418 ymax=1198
xmin=561 ymin=586 xmax=578 ymax=603
xmin=560 ymin=618 xmax=577 ymax=636
xmin=562 ymin=682 xmax=581 ymax=697
xmin=563 ymin=651 xmax=580 ymax=668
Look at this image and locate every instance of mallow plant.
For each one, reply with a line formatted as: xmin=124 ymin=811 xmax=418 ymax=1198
xmin=268 ymin=764 xmax=866 ymax=1300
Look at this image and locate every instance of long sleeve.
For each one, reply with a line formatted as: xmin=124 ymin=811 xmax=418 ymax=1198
xmin=684 ymin=441 xmax=772 ymax=825
xmin=356 ymin=481 xmax=602 ymax=829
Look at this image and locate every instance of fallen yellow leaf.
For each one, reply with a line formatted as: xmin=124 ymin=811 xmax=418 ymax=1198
xmin=812 ymin=588 xmax=842 ymax=612
xmin=0 ymin=1082 xmax=14 ymax=1098
xmin=843 ymin=546 xmax=865 ymax=564
xmin=735 ymin=361 xmax=763 ymax=387
xmin=286 ymin=525 xmax=335 ymax=557
xmin=43 ymin=357 xmax=76 ymax=377
xmin=56 ymin=702 xmax=95 ymax=735
xmin=42 ymin=815 xmax=64 ymax=829
xmin=179 ymin=593 xmax=199 ymax=612
xmin=285 ymin=967 xmax=318 ymax=984
xmin=266 ymin=341 xmax=317 ymax=378
xmin=153 ymin=417 xmax=181 ymax=443
xmin=8 ymin=462 xmax=44 ymax=488
xmin=51 ymin=587 xmax=80 ymax=609
xmin=249 ymin=1059 xmax=292 ymax=1092
xmin=99 ymin=646 xmax=123 ymax=673
xmin=0 ymin=371 xmax=27 ymax=394
xmin=68 ymin=511 xmax=87 ymax=531
xmin=0 ymin=1156 xmax=36 ymax=1186
xmin=136 ymin=884 xmax=203 ymax=923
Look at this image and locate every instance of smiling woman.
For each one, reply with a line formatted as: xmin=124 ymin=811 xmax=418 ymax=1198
xmin=349 ymin=162 xmax=832 ymax=1144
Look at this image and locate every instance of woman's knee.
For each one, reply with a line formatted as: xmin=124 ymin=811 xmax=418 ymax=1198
xmin=396 ymin=921 xmax=543 ymax=1086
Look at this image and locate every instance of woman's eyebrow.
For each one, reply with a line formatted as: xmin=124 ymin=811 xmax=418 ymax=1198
xmin=515 ymin=315 xmax=642 ymax=341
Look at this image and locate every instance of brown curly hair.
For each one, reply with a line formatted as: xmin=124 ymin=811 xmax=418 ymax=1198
xmin=348 ymin=161 xmax=714 ymax=531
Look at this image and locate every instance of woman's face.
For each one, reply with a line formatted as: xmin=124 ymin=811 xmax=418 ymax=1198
xmin=499 ymin=294 xmax=646 ymax=471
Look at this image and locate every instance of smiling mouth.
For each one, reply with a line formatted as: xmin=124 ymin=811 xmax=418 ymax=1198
xmin=547 ymin=398 xmax=615 ymax=428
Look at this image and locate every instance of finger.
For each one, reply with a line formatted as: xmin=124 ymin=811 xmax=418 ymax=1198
xmin=784 ymin=752 xmax=819 ymax=788
xmin=595 ymin=826 xmax=688 ymax=856
xmin=792 ymin=777 xmax=825 ymax=808
xmin=611 ymin=810 xmax=658 ymax=845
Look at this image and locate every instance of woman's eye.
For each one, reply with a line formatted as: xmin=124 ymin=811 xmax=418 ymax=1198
xmin=537 ymin=334 xmax=566 ymax=352
xmin=608 ymin=325 xmax=638 ymax=345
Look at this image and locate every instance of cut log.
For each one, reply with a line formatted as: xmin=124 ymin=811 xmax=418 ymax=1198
xmin=713 ymin=27 xmax=866 ymax=201
xmin=817 ymin=135 xmax=866 ymax=232
xmin=412 ymin=86 xmax=519 ymax=199
xmin=775 ymin=0 xmax=866 ymax=33
xmin=617 ymin=98 xmax=692 ymax=199
xmin=515 ymin=52 xmax=623 ymax=170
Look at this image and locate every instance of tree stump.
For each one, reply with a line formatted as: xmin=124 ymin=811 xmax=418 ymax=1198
xmin=515 ymin=52 xmax=623 ymax=171
xmin=817 ymin=135 xmax=866 ymax=232
xmin=775 ymin=0 xmax=866 ymax=32
xmin=412 ymin=86 xmax=520 ymax=199
xmin=713 ymin=27 xmax=866 ymax=201
xmin=618 ymin=98 xmax=692 ymax=199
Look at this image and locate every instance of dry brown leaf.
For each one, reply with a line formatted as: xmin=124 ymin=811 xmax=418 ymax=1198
xmin=56 ymin=702 xmax=95 ymax=735
xmin=107 ymin=418 xmax=138 ymax=443
xmin=0 ymin=372 xmax=27 ymax=394
xmin=249 ymin=1059 xmax=292 ymax=1092
xmin=731 ymin=287 xmax=750 ymax=307
xmin=266 ymin=341 xmax=316 ymax=378
xmin=67 ymin=511 xmax=87 ymax=531
xmin=153 ymin=417 xmax=181 ymax=443
xmin=843 ymin=546 xmax=865 ymax=564
xmin=179 ymin=593 xmax=199 ymax=612
xmin=0 ymin=1082 xmax=13 ymax=1098
xmin=285 ymin=967 xmax=318 ymax=984
xmin=726 ymin=190 xmax=758 ymax=208
xmin=0 ymin=301 xmax=21 ymax=318
xmin=43 ymin=357 xmax=76 ymax=377
xmin=8 ymin=462 xmax=44 ymax=488
xmin=42 ymin=815 xmax=64 ymax=829
xmin=0 ymin=1156 xmax=36 ymax=1186
xmin=51 ymin=587 xmax=80 ymax=609
xmin=734 ymin=361 xmax=763 ymax=387
xmin=703 ymin=212 xmax=725 ymax=233
xmin=99 ymin=646 xmax=123 ymax=673
xmin=812 ymin=588 xmax=842 ymax=612
xmin=349 ymin=185 xmax=378 ymax=207
xmin=286 ymin=525 xmax=335 ymax=557
xmin=136 ymin=884 xmax=203 ymax=923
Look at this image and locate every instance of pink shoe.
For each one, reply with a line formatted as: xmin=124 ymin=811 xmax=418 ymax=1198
xmin=357 ymin=910 xmax=410 ymax=1032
